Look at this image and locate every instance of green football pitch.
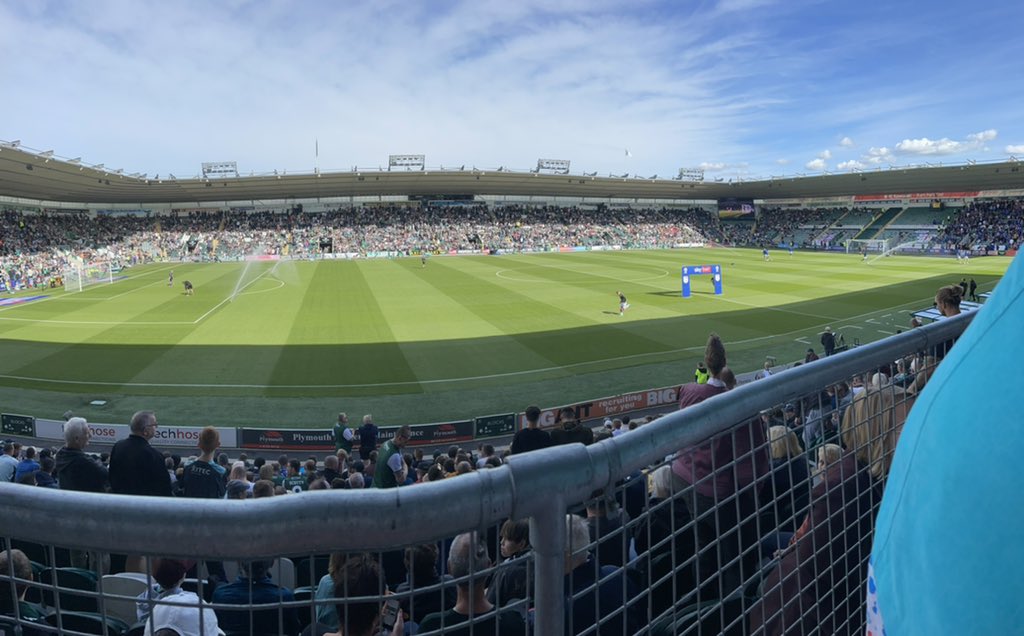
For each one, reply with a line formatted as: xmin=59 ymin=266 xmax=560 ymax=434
xmin=0 ymin=249 xmax=1010 ymax=428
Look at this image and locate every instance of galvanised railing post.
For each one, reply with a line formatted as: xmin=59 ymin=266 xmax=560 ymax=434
xmin=530 ymin=493 xmax=566 ymax=636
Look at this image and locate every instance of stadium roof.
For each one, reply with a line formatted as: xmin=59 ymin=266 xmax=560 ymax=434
xmin=2 ymin=145 xmax=1023 ymax=205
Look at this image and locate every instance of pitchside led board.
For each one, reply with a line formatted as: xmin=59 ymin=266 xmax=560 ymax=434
xmin=681 ymin=265 xmax=723 ymax=297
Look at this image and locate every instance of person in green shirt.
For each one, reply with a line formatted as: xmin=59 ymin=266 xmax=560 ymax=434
xmin=0 ymin=548 xmax=47 ymax=622
xmin=282 ymin=459 xmax=307 ymax=493
xmin=373 ymin=425 xmax=412 ymax=489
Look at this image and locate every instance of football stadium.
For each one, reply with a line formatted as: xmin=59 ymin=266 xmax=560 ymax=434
xmin=3 ymin=3 xmax=1023 ymax=636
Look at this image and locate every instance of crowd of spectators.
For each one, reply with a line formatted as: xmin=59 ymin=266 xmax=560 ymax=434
xmin=934 ymin=199 xmax=1024 ymax=250
xmin=3 ymin=198 xmax=1022 ymax=291
xmin=752 ymin=207 xmax=851 ymax=246
xmin=0 ymin=205 xmax=721 ymax=291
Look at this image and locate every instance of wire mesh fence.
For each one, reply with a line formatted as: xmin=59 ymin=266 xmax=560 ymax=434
xmin=1 ymin=314 xmax=970 ymax=635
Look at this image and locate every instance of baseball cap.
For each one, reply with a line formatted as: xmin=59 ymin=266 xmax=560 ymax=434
xmin=149 ymin=596 xmax=220 ymax=636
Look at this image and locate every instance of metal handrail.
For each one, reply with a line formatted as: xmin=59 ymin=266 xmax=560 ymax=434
xmin=0 ymin=312 xmax=976 ymax=635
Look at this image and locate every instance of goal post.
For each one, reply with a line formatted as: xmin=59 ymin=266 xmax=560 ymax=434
xmin=62 ymin=261 xmax=115 ymax=292
xmin=846 ymin=238 xmax=892 ymax=254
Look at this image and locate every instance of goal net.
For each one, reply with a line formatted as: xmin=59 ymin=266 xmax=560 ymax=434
xmin=62 ymin=261 xmax=115 ymax=292
xmin=846 ymin=238 xmax=892 ymax=254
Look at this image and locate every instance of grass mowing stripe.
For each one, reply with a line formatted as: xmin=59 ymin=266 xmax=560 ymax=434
xmin=0 ymin=251 xmax=1009 ymax=426
xmin=425 ymin=256 xmax=678 ymax=368
xmin=3 ymin=265 xmax=265 ymax=387
xmin=267 ymin=260 xmax=421 ymax=389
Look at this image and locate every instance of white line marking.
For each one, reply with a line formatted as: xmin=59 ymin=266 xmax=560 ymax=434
xmin=840 ymin=325 xmax=863 ymax=330
xmin=710 ymin=295 xmax=840 ymax=321
xmin=866 ymin=318 xmax=880 ymax=324
xmin=877 ymin=329 xmax=895 ymax=335
xmin=795 ymin=338 xmax=811 ymax=344
xmin=0 ymin=265 xmax=175 ymax=315
xmin=235 ymin=278 xmax=286 ymax=297
xmin=495 ymin=263 xmax=669 ymax=284
xmin=882 ymin=314 xmax=892 ymax=318
xmin=0 ymin=315 xmax=193 ymax=325
xmin=192 ymin=264 xmax=277 ymax=324
xmin=105 ymin=269 xmax=178 ymax=301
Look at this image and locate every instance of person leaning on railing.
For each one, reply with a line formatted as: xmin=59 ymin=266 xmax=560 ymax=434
xmin=671 ymin=332 xmax=769 ymax=599
xmin=908 ymin=283 xmax=963 ymax=394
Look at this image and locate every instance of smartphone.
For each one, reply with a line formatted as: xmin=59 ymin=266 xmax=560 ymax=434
xmin=382 ymin=598 xmax=401 ymax=631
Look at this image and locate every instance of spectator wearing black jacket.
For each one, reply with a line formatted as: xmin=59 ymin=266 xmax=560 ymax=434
xmin=821 ymin=327 xmax=836 ymax=357
xmin=358 ymin=415 xmax=379 ymax=461
xmin=550 ymin=407 xmax=594 ymax=446
xmin=509 ymin=405 xmax=552 ymax=455
xmin=55 ymin=417 xmax=110 ymax=573
xmin=109 ymin=411 xmax=172 ymax=572
xmin=55 ymin=418 xmax=108 ymax=493
xmin=109 ymin=411 xmax=172 ymax=498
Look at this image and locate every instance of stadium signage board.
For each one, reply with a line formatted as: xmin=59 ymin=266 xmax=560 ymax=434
xmin=474 ymin=414 xmax=517 ymax=439
xmin=519 ymin=385 xmax=680 ymax=431
xmin=378 ymin=421 xmax=475 ymax=447
xmin=33 ymin=418 xmax=238 ymax=447
xmin=1 ymin=413 xmax=36 ymax=437
xmin=240 ymin=428 xmax=335 ymax=451
xmin=852 ymin=191 xmax=979 ymax=202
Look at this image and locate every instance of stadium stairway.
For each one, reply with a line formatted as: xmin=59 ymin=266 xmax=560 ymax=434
xmin=851 ymin=206 xmax=903 ymax=240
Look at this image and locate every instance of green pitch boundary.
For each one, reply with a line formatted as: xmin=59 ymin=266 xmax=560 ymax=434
xmin=0 ymin=250 xmax=1010 ymax=427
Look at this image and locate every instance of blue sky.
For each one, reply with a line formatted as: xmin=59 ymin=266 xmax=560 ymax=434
xmin=2 ymin=0 xmax=1023 ymax=180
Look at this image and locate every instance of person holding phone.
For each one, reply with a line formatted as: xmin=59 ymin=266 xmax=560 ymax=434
xmin=300 ymin=553 xmax=403 ymax=636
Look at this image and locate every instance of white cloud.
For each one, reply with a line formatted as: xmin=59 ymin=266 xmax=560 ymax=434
xmin=967 ymin=129 xmax=998 ymax=142
xmin=817 ymin=149 xmax=832 ymax=160
xmin=699 ymin=162 xmax=728 ymax=171
xmin=895 ymin=129 xmax=999 ymax=156
xmin=895 ymin=137 xmax=964 ymax=155
xmin=805 ymin=158 xmax=827 ymax=171
xmin=839 ymin=136 xmax=854 ymax=147
xmin=865 ymin=147 xmax=892 ymax=164
xmin=775 ymin=158 xmax=790 ymax=165
xmin=1004 ymin=144 xmax=1024 ymax=154
xmin=837 ymin=159 xmax=866 ymax=171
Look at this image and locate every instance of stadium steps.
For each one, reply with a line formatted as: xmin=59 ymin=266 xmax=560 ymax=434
xmin=851 ymin=206 xmax=903 ymax=240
